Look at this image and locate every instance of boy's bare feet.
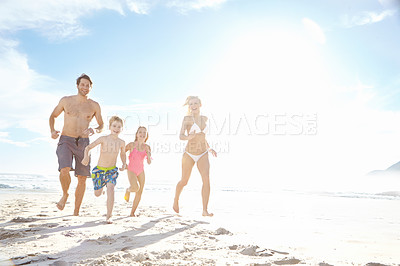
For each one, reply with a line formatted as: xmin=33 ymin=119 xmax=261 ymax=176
xmin=56 ymin=194 xmax=68 ymax=211
xmin=124 ymin=189 xmax=130 ymax=202
xmin=202 ymin=210 xmax=214 ymax=217
xmin=173 ymin=200 xmax=179 ymax=213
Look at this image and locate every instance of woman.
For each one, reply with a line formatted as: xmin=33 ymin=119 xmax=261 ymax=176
xmin=173 ymin=96 xmax=217 ymax=216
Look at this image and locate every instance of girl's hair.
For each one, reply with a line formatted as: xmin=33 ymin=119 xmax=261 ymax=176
xmin=109 ymin=116 xmax=123 ymax=128
xmin=183 ymin=96 xmax=201 ymax=115
xmin=135 ymin=126 xmax=149 ymax=142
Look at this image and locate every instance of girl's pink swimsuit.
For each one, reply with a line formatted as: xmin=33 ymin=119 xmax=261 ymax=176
xmin=128 ymin=146 xmax=147 ymax=175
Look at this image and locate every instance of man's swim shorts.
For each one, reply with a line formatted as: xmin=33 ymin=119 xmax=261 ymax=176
xmin=56 ymin=135 xmax=90 ymax=177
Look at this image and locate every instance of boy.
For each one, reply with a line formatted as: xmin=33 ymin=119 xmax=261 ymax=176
xmin=82 ymin=116 xmax=126 ymax=223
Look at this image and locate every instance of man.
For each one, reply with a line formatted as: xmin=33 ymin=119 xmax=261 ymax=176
xmin=49 ymin=73 xmax=104 ymax=216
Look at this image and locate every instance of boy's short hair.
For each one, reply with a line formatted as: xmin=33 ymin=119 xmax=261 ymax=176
xmin=77 ymin=73 xmax=93 ymax=86
xmin=109 ymin=116 xmax=123 ymax=128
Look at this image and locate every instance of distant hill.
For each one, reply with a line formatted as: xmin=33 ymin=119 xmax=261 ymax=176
xmin=367 ymin=161 xmax=400 ymax=176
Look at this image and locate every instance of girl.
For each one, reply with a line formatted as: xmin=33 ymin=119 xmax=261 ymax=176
xmin=124 ymin=126 xmax=152 ymax=216
xmin=173 ymin=96 xmax=217 ymax=216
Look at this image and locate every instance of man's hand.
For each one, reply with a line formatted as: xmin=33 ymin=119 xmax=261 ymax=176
xmin=51 ymin=130 xmax=60 ymax=139
xmin=83 ymin=128 xmax=95 ymax=136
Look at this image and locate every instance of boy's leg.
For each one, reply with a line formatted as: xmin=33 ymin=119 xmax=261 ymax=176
xmin=130 ymin=172 xmax=145 ymax=216
xmin=106 ymin=183 xmax=115 ymax=223
xmin=74 ymin=175 xmax=87 ymax=216
xmin=57 ymin=167 xmax=71 ymax=210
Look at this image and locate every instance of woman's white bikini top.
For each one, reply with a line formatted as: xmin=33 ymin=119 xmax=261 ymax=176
xmin=189 ymin=116 xmax=209 ymax=134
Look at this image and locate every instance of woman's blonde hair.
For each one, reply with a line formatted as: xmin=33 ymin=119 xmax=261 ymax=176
xmin=135 ymin=126 xmax=149 ymax=142
xmin=183 ymin=96 xmax=201 ymax=115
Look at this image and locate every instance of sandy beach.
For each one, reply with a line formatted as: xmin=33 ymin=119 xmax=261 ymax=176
xmin=1 ymin=189 xmax=400 ymax=266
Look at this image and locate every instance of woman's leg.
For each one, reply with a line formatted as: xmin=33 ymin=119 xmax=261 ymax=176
xmin=197 ymin=153 xmax=213 ymax=216
xmin=130 ymin=172 xmax=145 ymax=216
xmin=173 ymin=153 xmax=195 ymax=213
xmin=125 ymin=170 xmax=139 ymax=201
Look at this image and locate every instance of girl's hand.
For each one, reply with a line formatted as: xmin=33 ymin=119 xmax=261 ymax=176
xmin=119 ymin=164 xmax=127 ymax=171
xmin=209 ymin=149 xmax=217 ymax=157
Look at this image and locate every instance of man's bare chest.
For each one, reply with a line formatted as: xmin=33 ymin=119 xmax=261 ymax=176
xmin=64 ymin=102 xmax=94 ymax=120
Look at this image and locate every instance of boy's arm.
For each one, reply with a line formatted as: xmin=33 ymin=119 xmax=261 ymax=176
xmin=119 ymin=140 xmax=127 ymax=171
xmin=82 ymin=137 xmax=103 ymax=166
xmin=125 ymin=142 xmax=133 ymax=153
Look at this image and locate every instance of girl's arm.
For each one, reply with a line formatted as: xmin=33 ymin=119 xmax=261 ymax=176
xmin=81 ymin=136 xmax=104 ymax=166
xmin=119 ymin=140 xmax=127 ymax=171
xmin=145 ymin=145 xmax=152 ymax=165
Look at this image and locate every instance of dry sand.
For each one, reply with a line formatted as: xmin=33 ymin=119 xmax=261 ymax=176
xmin=0 ymin=192 xmax=398 ymax=265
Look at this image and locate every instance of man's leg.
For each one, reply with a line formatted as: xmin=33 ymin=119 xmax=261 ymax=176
xmin=74 ymin=175 xmax=87 ymax=216
xmin=57 ymin=167 xmax=71 ymax=210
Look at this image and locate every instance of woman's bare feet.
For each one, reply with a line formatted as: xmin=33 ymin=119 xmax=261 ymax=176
xmin=202 ymin=210 xmax=214 ymax=217
xmin=173 ymin=200 xmax=179 ymax=213
xmin=130 ymin=212 xmax=137 ymax=217
xmin=106 ymin=216 xmax=113 ymax=224
xmin=56 ymin=194 xmax=69 ymax=211
xmin=124 ymin=189 xmax=130 ymax=202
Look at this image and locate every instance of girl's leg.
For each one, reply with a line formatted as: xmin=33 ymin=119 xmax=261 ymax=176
xmin=125 ymin=170 xmax=139 ymax=202
xmin=130 ymin=172 xmax=145 ymax=216
xmin=197 ymin=153 xmax=213 ymax=216
xmin=173 ymin=153 xmax=195 ymax=213
xmin=106 ymin=183 xmax=115 ymax=223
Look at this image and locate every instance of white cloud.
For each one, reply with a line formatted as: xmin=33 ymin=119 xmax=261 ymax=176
xmin=167 ymin=0 xmax=226 ymax=13
xmin=0 ymin=0 xmax=227 ymax=40
xmin=302 ymin=18 xmax=326 ymax=44
xmin=342 ymin=9 xmax=397 ymax=28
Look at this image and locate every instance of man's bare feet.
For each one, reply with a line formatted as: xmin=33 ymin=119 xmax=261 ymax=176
xmin=173 ymin=200 xmax=179 ymax=213
xmin=56 ymin=194 xmax=68 ymax=211
xmin=124 ymin=189 xmax=130 ymax=202
xmin=202 ymin=210 xmax=214 ymax=217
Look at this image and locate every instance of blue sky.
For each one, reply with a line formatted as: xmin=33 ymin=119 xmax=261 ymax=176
xmin=1 ymin=0 xmax=400 ymax=189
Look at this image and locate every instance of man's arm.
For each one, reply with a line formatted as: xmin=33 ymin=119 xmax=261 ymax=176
xmin=93 ymin=102 xmax=104 ymax=133
xmin=49 ymin=97 xmax=65 ymax=139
